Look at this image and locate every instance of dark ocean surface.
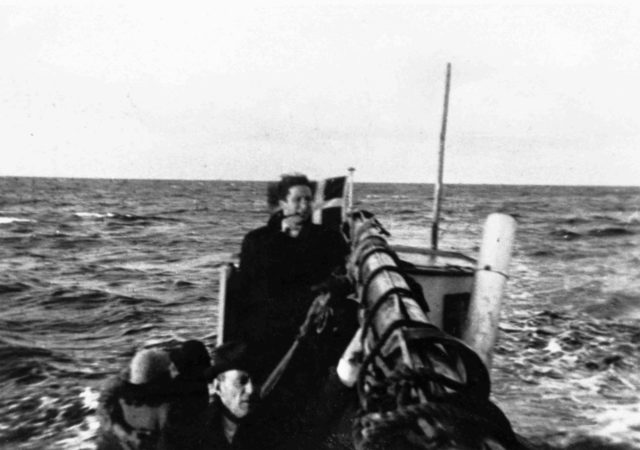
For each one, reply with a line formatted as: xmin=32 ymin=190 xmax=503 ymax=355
xmin=1 ymin=178 xmax=639 ymax=449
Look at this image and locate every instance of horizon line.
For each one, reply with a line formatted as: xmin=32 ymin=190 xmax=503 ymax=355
xmin=1 ymin=174 xmax=639 ymax=189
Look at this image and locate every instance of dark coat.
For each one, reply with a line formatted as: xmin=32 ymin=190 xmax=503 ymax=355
xmin=224 ymin=212 xmax=356 ymax=450
xmin=95 ymin=374 xmax=174 ymax=450
xmin=95 ymin=372 xmax=207 ymax=450
xmin=230 ymin=211 xmax=349 ymax=378
xmin=198 ymin=399 xmax=262 ymax=450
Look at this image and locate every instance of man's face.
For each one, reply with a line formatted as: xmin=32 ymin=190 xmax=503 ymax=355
xmin=279 ymin=185 xmax=313 ymax=221
xmin=214 ymin=370 xmax=258 ymax=419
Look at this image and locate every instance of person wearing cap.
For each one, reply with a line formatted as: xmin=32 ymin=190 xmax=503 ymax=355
xmin=95 ymin=348 xmax=176 ymax=450
xmin=231 ymin=173 xmax=351 ymax=382
xmin=168 ymin=340 xmax=211 ymax=420
xmin=199 ymin=341 xmax=261 ymax=450
xmin=165 ymin=340 xmax=212 ymax=449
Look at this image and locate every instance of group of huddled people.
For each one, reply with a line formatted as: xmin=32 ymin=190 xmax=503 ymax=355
xmin=96 ymin=174 xmax=359 ymax=450
xmin=96 ymin=340 xmax=257 ymax=449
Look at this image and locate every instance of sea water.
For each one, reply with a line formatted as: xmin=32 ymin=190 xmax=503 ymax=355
xmin=1 ymin=178 xmax=639 ymax=449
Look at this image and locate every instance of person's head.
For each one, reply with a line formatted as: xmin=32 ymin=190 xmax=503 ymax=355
xmin=277 ymin=174 xmax=314 ymax=221
xmin=169 ymin=340 xmax=211 ymax=380
xmin=206 ymin=341 xmax=259 ymax=419
xmin=121 ymin=348 xmax=174 ymax=407
xmin=212 ymin=369 xmax=257 ymax=419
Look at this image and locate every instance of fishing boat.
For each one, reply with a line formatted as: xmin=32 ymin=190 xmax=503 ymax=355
xmin=216 ymin=65 xmax=526 ymax=449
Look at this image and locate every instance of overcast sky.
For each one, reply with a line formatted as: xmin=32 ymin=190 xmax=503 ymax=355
xmin=2 ymin=1 xmax=639 ymax=184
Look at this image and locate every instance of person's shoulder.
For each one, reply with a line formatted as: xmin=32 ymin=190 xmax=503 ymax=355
xmin=200 ymin=397 xmax=223 ymax=426
xmin=311 ymin=224 xmax=346 ymax=243
xmin=95 ymin=429 xmax=126 ymax=450
xmin=99 ymin=370 xmax=128 ymax=404
xmin=193 ymin=401 xmax=226 ymax=447
xmin=243 ymin=224 xmax=273 ymax=241
xmin=243 ymin=212 xmax=283 ymax=241
xmin=166 ymin=401 xmax=212 ymax=450
xmin=308 ymin=222 xmax=335 ymax=235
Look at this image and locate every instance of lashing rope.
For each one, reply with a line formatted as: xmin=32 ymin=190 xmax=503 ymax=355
xmin=348 ymin=213 xmax=517 ymax=450
xmin=353 ymin=393 xmax=516 ymax=450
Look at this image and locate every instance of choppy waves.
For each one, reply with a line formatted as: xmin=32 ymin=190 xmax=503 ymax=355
xmin=0 ymin=178 xmax=639 ymax=449
xmin=493 ymin=310 xmax=640 ymax=449
xmin=550 ymin=227 xmax=634 ymax=241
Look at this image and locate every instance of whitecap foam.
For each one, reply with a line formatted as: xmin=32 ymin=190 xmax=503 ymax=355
xmin=0 ymin=216 xmax=32 ymax=224
xmin=51 ymin=415 xmax=99 ymax=450
xmin=74 ymin=212 xmax=114 ymax=219
xmin=50 ymin=387 xmax=101 ymax=449
xmin=80 ymin=386 xmax=99 ymax=410
xmin=543 ymin=338 xmax=563 ymax=354
xmin=0 ymin=217 xmax=34 ymax=224
xmin=585 ymin=402 xmax=640 ymax=446
xmin=626 ymin=210 xmax=640 ymax=224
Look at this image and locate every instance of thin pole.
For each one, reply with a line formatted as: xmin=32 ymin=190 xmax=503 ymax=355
xmin=431 ymin=63 xmax=451 ymax=251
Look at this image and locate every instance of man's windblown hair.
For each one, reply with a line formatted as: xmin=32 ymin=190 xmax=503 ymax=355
xmin=267 ymin=173 xmax=317 ymax=210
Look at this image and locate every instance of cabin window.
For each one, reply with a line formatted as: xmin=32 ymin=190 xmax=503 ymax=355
xmin=442 ymin=293 xmax=470 ymax=338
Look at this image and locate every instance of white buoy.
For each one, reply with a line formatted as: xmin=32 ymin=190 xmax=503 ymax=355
xmin=337 ymin=327 xmax=363 ymax=387
xmin=216 ymin=264 xmax=233 ymax=346
xmin=461 ymin=213 xmax=516 ymax=369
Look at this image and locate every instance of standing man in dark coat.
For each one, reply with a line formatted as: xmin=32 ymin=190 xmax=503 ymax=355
xmin=231 ymin=173 xmax=351 ymax=381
